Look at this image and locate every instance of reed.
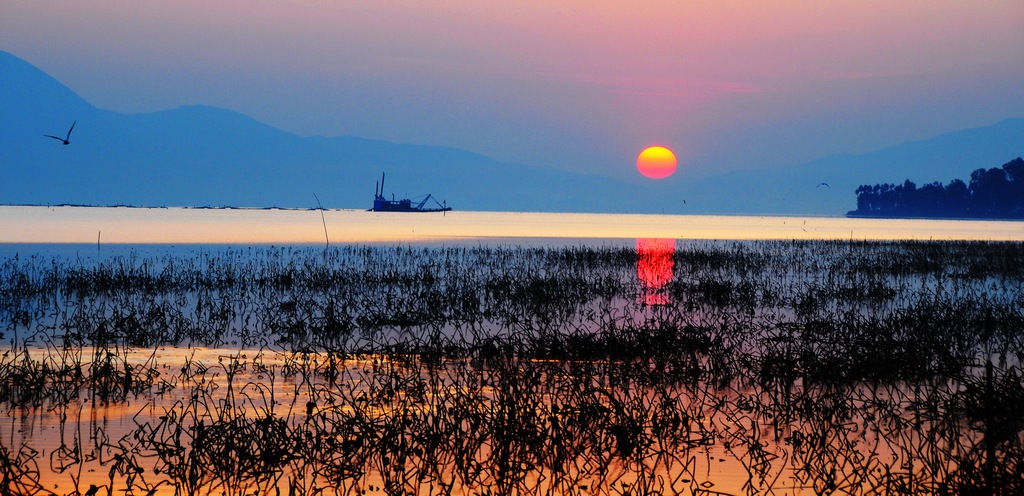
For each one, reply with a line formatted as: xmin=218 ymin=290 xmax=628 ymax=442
xmin=1 ymin=240 xmax=1022 ymax=495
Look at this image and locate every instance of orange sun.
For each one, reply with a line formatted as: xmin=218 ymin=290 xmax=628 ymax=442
xmin=636 ymin=146 xmax=678 ymax=179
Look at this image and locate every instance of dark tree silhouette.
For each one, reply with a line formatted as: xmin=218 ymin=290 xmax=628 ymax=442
xmin=848 ymin=157 xmax=1024 ymax=219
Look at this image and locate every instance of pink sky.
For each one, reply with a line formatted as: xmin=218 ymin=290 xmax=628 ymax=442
xmin=2 ymin=1 xmax=1022 ymax=180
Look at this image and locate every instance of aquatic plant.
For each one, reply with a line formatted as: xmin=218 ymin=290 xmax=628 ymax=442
xmin=1 ymin=240 xmax=1022 ymax=494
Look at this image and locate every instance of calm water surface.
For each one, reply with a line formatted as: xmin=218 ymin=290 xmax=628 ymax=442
xmin=2 ymin=205 xmax=1022 ymax=244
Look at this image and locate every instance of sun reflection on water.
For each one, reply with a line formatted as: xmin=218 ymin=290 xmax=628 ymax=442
xmin=637 ymin=238 xmax=675 ymax=305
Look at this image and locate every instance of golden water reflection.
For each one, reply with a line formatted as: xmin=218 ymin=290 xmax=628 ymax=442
xmin=2 ymin=205 xmax=1023 ymax=243
xmin=4 ymin=346 xmax=1001 ymax=495
xmin=0 ymin=348 xmax=784 ymax=495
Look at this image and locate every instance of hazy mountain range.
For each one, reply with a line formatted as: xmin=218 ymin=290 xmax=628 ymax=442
xmin=3 ymin=51 xmax=1022 ymax=215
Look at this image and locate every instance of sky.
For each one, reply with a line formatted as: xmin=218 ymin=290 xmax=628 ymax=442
xmin=3 ymin=1 xmax=1023 ymax=182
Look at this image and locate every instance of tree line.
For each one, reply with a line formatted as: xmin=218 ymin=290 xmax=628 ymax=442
xmin=848 ymin=157 xmax=1024 ymax=219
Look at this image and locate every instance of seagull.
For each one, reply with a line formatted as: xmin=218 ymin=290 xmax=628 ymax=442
xmin=44 ymin=120 xmax=76 ymax=145
xmin=816 ymin=182 xmax=830 ymax=188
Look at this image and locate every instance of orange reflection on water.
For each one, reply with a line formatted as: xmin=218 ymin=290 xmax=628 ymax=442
xmin=636 ymin=238 xmax=675 ymax=305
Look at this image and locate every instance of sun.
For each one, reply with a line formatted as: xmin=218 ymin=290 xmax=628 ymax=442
xmin=636 ymin=146 xmax=678 ymax=179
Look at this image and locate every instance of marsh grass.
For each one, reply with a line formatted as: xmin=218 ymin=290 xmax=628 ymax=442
xmin=1 ymin=240 xmax=1023 ymax=495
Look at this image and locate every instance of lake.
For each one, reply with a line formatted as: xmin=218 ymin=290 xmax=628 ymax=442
xmin=2 ymin=205 xmax=1023 ymax=245
xmin=1 ymin=206 xmax=1022 ymax=495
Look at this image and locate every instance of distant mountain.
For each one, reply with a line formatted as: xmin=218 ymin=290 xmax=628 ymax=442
xmin=0 ymin=51 xmax=655 ymax=212
xmin=2 ymin=51 xmax=1022 ymax=215
xmin=675 ymin=117 xmax=1024 ymax=215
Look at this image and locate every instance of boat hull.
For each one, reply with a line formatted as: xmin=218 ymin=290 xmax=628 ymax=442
xmin=370 ymin=198 xmax=451 ymax=212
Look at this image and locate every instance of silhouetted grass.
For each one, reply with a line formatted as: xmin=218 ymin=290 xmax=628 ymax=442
xmin=1 ymin=240 xmax=1022 ymax=495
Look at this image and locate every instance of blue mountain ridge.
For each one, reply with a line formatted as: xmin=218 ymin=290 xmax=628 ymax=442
xmin=680 ymin=118 xmax=1024 ymax=215
xmin=2 ymin=50 xmax=1021 ymax=215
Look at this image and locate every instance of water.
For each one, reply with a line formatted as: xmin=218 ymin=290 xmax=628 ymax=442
xmin=2 ymin=206 xmax=1022 ymax=495
xmin=2 ymin=205 xmax=1023 ymax=244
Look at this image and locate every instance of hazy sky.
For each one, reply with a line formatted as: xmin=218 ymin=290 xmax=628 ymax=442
xmin=3 ymin=1 xmax=1022 ymax=181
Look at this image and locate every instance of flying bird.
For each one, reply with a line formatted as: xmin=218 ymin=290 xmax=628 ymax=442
xmin=816 ymin=182 xmax=830 ymax=188
xmin=44 ymin=120 xmax=76 ymax=145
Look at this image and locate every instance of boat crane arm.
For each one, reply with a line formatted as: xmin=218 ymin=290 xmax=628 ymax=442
xmin=414 ymin=194 xmax=433 ymax=210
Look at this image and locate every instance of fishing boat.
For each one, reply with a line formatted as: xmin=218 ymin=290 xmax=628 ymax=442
xmin=370 ymin=173 xmax=452 ymax=212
